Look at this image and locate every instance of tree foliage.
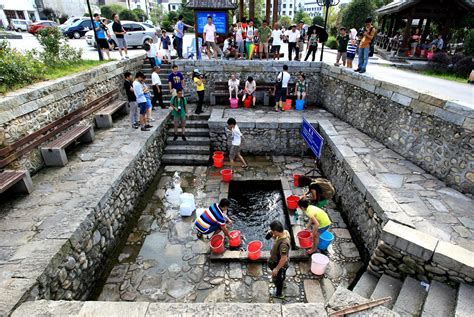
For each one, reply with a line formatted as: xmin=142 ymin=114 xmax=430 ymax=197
xmin=293 ymin=8 xmax=312 ymax=25
xmin=120 ymin=9 xmax=139 ymax=21
xmin=465 ymin=29 xmax=474 ymax=56
xmin=341 ymin=0 xmax=376 ymax=30
xmin=99 ymin=4 xmax=125 ymax=19
xmin=279 ymin=16 xmax=292 ymax=29
xmin=312 ymin=16 xmax=325 ymax=26
xmin=132 ymin=8 xmax=147 ymax=21
xmin=150 ymin=5 xmax=165 ymax=26
xmin=177 ymin=0 xmax=194 ymax=26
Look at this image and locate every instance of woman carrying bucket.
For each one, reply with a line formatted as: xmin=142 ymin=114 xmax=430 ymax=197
xmin=297 ymin=199 xmax=332 ymax=255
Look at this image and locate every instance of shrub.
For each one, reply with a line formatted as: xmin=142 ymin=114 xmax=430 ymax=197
xmin=36 ymin=27 xmax=82 ymax=67
xmin=0 ymin=41 xmax=45 ymax=93
xmin=450 ymin=53 xmax=465 ymax=66
xmin=326 ymin=36 xmax=337 ymax=49
xmin=465 ymin=29 xmax=474 ymax=56
xmin=453 ymin=56 xmax=474 ymax=78
xmin=120 ymin=9 xmax=138 ymax=21
xmin=428 ymin=52 xmax=450 ymax=73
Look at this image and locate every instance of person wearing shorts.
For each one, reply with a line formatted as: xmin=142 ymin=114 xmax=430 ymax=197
xmin=112 ymin=13 xmax=129 ymax=60
xmin=203 ymin=16 xmax=222 ymax=60
xmin=132 ymin=72 xmax=150 ymax=132
xmin=227 ymin=118 xmax=248 ymax=168
xmin=297 ymin=199 xmax=332 ymax=255
xmin=259 ymin=20 xmax=271 ymax=60
xmin=94 ymin=13 xmax=110 ymax=59
xmin=274 ymin=65 xmax=291 ymax=111
xmin=194 ymin=199 xmax=233 ymax=239
xmin=170 ymin=89 xmax=187 ymax=141
xmin=271 ymin=23 xmax=282 ymax=60
xmin=235 ymin=21 xmax=245 ymax=59
xmin=335 ymin=27 xmax=349 ymax=66
xmin=346 ymin=28 xmax=358 ymax=69
xmin=242 ymin=77 xmax=256 ymax=107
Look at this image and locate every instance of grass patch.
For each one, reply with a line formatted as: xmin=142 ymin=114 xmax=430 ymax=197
xmin=419 ymin=70 xmax=468 ymax=84
xmin=44 ymin=60 xmax=109 ymax=80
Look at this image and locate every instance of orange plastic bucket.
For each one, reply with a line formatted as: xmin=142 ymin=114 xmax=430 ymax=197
xmin=286 ymin=195 xmax=300 ymax=210
xmin=221 ymin=169 xmax=233 ymax=182
xmin=247 ymin=240 xmax=262 ymax=260
xmin=297 ymin=230 xmax=313 ymax=249
xmin=229 ymin=230 xmax=241 ymax=248
xmin=210 ymin=235 xmax=225 ymax=254
xmin=293 ymin=174 xmax=301 ymax=187
xmin=213 ymin=154 xmax=224 ymax=168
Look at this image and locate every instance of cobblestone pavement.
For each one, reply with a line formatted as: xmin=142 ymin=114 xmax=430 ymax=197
xmin=97 ymin=158 xmax=363 ymax=304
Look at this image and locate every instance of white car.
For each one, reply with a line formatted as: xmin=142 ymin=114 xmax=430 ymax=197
xmin=85 ymin=21 xmax=158 ymax=49
xmin=10 ymin=19 xmax=31 ymax=32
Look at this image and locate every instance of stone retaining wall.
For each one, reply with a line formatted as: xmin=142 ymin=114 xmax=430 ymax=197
xmin=369 ymin=221 xmax=473 ymax=285
xmin=0 ymin=56 xmax=143 ymax=173
xmin=317 ymin=64 xmax=473 ymax=195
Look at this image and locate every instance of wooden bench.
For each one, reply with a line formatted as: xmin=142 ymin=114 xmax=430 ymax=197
xmin=40 ymin=125 xmax=95 ymax=167
xmin=210 ymin=81 xmax=275 ymax=106
xmin=95 ymin=99 xmax=129 ymax=128
xmin=0 ymin=170 xmax=33 ymax=194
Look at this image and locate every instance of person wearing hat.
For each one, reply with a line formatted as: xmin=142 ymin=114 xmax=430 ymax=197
xmin=356 ymin=17 xmax=376 ymax=74
xmin=285 ymin=24 xmax=300 ymax=61
xmin=193 ymin=68 xmax=205 ymax=114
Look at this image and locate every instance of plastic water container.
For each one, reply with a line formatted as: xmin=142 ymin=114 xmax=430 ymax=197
xmin=286 ymin=195 xmax=300 ymax=210
xmin=179 ymin=202 xmax=194 ymax=217
xmin=221 ymin=169 xmax=233 ymax=182
xmin=210 ymin=235 xmax=225 ymax=254
xmin=229 ymin=230 xmax=241 ymax=248
xmin=243 ymin=96 xmax=252 ymax=108
xmin=293 ymin=174 xmax=301 ymax=187
xmin=180 ymin=193 xmax=196 ymax=210
xmin=296 ymin=100 xmax=304 ymax=111
xmin=311 ymin=253 xmax=329 ymax=275
xmin=317 ymin=231 xmax=334 ymax=251
xmin=230 ymin=98 xmax=239 ymax=108
xmin=213 ymin=154 xmax=224 ymax=168
xmin=247 ymin=240 xmax=262 ymax=260
xmin=297 ymin=230 xmax=313 ymax=249
xmin=213 ymin=151 xmax=224 ymax=157
xmin=283 ymin=99 xmax=292 ymax=110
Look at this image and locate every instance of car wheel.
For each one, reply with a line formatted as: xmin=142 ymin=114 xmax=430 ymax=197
xmin=73 ymin=31 xmax=81 ymax=39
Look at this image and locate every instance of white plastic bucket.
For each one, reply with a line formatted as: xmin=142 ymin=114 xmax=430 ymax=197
xmin=311 ymin=253 xmax=330 ymax=275
xmin=180 ymin=193 xmax=196 ymax=210
xmin=180 ymin=202 xmax=194 ymax=217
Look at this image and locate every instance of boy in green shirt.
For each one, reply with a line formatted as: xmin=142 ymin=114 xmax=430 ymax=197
xmin=170 ymin=89 xmax=188 ymax=141
xmin=335 ymin=27 xmax=349 ymax=67
xmin=258 ymin=20 xmax=272 ymax=60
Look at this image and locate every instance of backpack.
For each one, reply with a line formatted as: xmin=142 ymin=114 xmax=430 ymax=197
xmin=312 ymin=178 xmax=335 ymax=200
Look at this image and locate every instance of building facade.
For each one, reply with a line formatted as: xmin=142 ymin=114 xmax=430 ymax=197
xmin=160 ymin=0 xmax=181 ymax=13
xmin=0 ymin=0 xmax=40 ymax=27
xmin=278 ymin=0 xmax=323 ymax=19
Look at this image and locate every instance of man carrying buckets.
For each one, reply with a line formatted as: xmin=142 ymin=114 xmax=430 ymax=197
xmin=194 ymin=198 xmax=233 ymax=239
xmin=297 ymin=199 xmax=332 ymax=255
xmin=267 ymin=220 xmax=291 ymax=299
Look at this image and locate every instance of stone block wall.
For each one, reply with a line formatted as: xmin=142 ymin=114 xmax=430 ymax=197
xmin=317 ymin=64 xmax=473 ymax=195
xmin=369 ymin=221 xmax=473 ymax=285
xmin=172 ymin=60 xmax=322 ymax=105
xmin=31 ymin=116 xmax=169 ymax=301
xmin=0 ymin=56 xmax=144 ymax=173
xmin=208 ymin=109 xmax=307 ymax=155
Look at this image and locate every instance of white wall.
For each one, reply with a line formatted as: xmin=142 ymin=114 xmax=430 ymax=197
xmin=0 ymin=0 xmax=39 ymax=27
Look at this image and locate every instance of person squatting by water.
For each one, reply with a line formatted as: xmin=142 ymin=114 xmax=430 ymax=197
xmin=297 ymin=199 xmax=332 ymax=255
xmin=194 ymin=199 xmax=233 ymax=239
xmin=297 ymin=176 xmax=335 ymax=208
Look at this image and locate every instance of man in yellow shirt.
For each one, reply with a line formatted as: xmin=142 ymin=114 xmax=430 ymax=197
xmin=298 ymin=199 xmax=332 ymax=255
xmin=356 ymin=17 xmax=376 ymax=74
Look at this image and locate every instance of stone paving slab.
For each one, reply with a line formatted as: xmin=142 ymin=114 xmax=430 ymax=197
xmin=0 ymin=109 xmax=170 ymax=316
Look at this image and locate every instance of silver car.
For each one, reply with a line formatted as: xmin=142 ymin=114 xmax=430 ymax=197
xmin=85 ymin=20 xmax=158 ymax=49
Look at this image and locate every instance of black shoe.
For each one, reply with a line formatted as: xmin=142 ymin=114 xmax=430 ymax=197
xmin=132 ymin=124 xmax=139 ymax=129
xmin=182 ymin=135 xmax=187 ymax=141
xmin=359 ymin=69 xmax=366 ymax=74
xmin=145 ymin=124 xmax=153 ymax=128
xmin=271 ymin=291 xmax=285 ymax=300
xmin=354 ymin=68 xmax=361 ymax=72
xmin=173 ymin=135 xmax=178 ymax=141
xmin=141 ymin=127 xmax=150 ymax=131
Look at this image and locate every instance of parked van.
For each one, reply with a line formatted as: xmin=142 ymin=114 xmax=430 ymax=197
xmin=10 ymin=19 xmax=30 ymax=32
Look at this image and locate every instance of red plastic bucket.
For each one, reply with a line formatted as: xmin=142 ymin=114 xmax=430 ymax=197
xmin=293 ymin=174 xmax=301 ymax=187
xmin=213 ymin=154 xmax=224 ymax=168
xmin=297 ymin=230 xmax=313 ymax=249
xmin=213 ymin=151 xmax=224 ymax=157
xmin=243 ymin=96 xmax=252 ymax=108
xmin=283 ymin=99 xmax=292 ymax=110
xmin=210 ymin=235 xmax=225 ymax=254
xmin=229 ymin=230 xmax=241 ymax=248
xmin=247 ymin=240 xmax=262 ymax=260
xmin=221 ymin=169 xmax=233 ymax=182
xmin=230 ymin=98 xmax=239 ymax=108
xmin=286 ymin=195 xmax=300 ymax=210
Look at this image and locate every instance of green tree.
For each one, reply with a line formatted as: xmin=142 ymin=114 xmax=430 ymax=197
xmin=324 ymin=6 xmax=340 ymax=36
xmin=372 ymin=0 xmax=391 ymax=9
xmin=100 ymin=4 xmax=125 ymax=19
xmin=177 ymin=0 xmax=194 ymax=26
xmin=341 ymin=0 xmax=376 ymax=30
xmin=293 ymin=8 xmax=312 ymax=25
xmin=120 ymin=9 xmax=139 ymax=21
xmin=150 ymin=5 xmax=165 ymax=26
xmin=132 ymin=8 xmax=147 ymax=21
xmin=465 ymin=29 xmax=474 ymax=56
xmin=312 ymin=16 xmax=325 ymax=26
xmin=279 ymin=16 xmax=292 ymax=29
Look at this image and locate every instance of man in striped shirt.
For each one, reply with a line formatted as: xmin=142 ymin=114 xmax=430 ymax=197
xmin=194 ymin=199 xmax=233 ymax=238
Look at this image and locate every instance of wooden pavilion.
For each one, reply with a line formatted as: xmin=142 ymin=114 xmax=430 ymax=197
xmin=377 ymin=0 xmax=474 ymax=49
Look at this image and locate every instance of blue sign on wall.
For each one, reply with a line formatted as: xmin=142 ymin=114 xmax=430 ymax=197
xmin=301 ymin=118 xmax=324 ymax=159
xmin=196 ymin=11 xmax=227 ymax=34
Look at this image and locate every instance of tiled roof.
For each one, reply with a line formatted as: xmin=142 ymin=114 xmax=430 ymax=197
xmin=185 ymin=0 xmax=237 ymax=9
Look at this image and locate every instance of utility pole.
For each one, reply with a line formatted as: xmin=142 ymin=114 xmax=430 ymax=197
xmin=86 ymin=0 xmax=103 ymax=61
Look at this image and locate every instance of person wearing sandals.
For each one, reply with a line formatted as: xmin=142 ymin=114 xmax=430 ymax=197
xmin=297 ymin=199 xmax=332 ymax=255
xmin=227 ymin=118 xmax=248 ymax=168
xmin=274 ymin=65 xmax=291 ymax=112
xmin=267 ymin=220 xmax=290 ymax=300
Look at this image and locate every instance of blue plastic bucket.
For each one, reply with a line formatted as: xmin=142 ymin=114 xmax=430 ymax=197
xmin=317 ymin=231 xmax=334 ymax=251
xmin=295 ymin=100 xmax=304 ymax=111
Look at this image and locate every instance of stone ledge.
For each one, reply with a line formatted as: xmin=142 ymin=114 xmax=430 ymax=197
xmin=433 ymin=241 xmax=474 ymax=278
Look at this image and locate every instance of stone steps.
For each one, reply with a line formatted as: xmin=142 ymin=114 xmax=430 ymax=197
xmin=166 ymin=136 xmax=210 ymax=146
xmin=455 ymin=283 xmax=474 ymax=317
xmin=166 ymin=120 xmax=208 ymax=129
xmin=393 ymin=277 xmax=428 ymax=316
xmin=162 ymin=154 xmax=209 ymax=166
xmin=164 ymin=145 xmax=210 ymax=155
xmin=167 ymin=128 xmax=209 ymax=137
xmin=421 ymin=281 xmax=457 ymax=317
xmin=370 ymin=274 xmax=403 ymax=309
xmin=353 ymin=272 xmax=379 ymax=298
